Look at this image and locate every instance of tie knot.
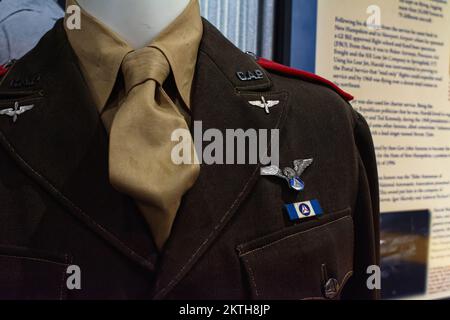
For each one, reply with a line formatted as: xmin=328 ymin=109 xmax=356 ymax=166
xmin=122 ymin=47 xmax=170 ymax=94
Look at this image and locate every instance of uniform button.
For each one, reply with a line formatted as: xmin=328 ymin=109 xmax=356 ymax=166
xmin=324 ymin=278 xmax=340 ymax=299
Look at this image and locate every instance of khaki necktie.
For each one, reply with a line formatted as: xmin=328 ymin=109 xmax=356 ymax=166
xmin=109 ymin=47 xmax=200 ymax=250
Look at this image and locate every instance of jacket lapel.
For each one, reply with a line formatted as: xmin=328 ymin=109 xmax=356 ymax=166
xmin=0 ymin=21 xmax=157 ymax=272
xmin=152 ymin=20 xmax=290 ymax=299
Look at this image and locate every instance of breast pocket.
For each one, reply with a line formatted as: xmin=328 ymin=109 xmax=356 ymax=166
xmin=237 ymin=208 xmax=354 ymax=300
xmin=0 ymin=246 xmax=72 ymax=300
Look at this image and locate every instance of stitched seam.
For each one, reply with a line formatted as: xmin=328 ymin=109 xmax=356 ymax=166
xmin=240 ymin=216 xmax=352 ymax=257
xmin=59 ymin=254 xmax=69 ymax=300
xmin=0 ymin=254 xmax=68 ymax=266
xmin=0 ymin=133 xmax=154 ymax=271
xmin=59 ymin=266 xmax=65 ymax=300
xmin=0 ymin=253 xmax=70 ymax=300
xmin=0 ymin=244 xmax=66 ymax=261
xmin=243 ymin=256 xmax=259 ymax=298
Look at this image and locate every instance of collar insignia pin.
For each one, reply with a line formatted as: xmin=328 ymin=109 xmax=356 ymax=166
xmin=261 ymin=159 xmax=314 ymax=191
xmin=0 ymin=102 xmax=35 ymax=123
xmin=237 ymin=69 xmax=264 ymax=81
xmin=249 ymin=96 xmax=280 ymax=114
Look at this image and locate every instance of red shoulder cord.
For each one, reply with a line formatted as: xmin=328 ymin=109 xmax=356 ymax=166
xmin=0 ymin=65 xmax=8 ymax=77
xmin=257 ymin=57 xmax=354 ymax=102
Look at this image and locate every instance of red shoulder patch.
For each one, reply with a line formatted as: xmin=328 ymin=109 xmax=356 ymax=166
xmin=0 ymin=65 xmax=8 ymax=78
xmin=257 ymin=58 xmax=354 ymax=102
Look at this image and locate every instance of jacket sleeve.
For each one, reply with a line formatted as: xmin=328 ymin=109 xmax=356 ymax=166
xmin=343 ymin=110 xmax=381 ymax=300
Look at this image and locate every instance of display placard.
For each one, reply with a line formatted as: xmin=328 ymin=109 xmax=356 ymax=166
xmin=291 ymin=0 xmax=450 ymax=300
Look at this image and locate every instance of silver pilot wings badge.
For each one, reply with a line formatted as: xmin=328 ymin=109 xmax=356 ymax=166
xmin=261 ymin=159 xmax=314 ymax=191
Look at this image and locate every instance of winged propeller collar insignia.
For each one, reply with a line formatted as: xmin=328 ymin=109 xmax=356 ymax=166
xmin=0 ymin=102 xmax=35 ymax=123
xmin=248 ymin=96 xmax=280 ymax=114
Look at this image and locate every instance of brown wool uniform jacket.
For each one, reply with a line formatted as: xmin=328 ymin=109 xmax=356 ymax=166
xmin=0 ymin=19 xmax=380 ymax=300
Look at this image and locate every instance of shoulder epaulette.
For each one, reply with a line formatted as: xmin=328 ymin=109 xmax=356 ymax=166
xmin=0 ymin=65 xmax=8 ymax=78
xmin=257 ymin=58 xmax=354 ymax=102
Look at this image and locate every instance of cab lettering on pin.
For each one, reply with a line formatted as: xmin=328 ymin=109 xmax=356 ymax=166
xmin=285 ymin=199 xmax=323 ymax=221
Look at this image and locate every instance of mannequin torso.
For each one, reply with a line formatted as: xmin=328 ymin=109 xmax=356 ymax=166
xmin=76 ymin=0 xmax=190 ymax=49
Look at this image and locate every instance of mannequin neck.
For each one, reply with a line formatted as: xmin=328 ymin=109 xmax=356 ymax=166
xmin=76 ymin=0 xmax=190 ymax=49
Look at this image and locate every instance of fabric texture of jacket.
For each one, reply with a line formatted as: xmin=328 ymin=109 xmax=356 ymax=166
xmin=0 ymin=19 xmax=380 ymax=300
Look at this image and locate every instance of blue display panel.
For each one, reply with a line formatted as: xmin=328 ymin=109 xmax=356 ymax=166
xmin=290 ymin=0 xmax=318 ymax=72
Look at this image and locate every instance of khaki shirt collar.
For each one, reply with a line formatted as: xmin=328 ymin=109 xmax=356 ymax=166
xmin=65 ymin=0 xmax=203 ymax=112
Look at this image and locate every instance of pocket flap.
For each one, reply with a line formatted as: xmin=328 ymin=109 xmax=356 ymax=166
xmin=237 ymin=211 xmax=354 ymax=300
xmin=0 ymin=246 xmax=71 ymax=300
